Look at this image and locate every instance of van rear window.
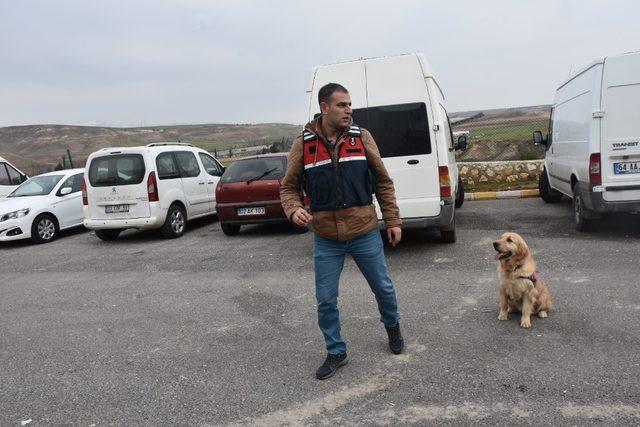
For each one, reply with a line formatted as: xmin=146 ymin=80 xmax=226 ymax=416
xmin=352 ymin=102 xmax=431 ymax=158
xmin=88 ymin=154 xmax=145 ymax=187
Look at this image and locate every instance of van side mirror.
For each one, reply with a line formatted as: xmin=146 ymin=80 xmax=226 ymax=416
xmin=59 ymin=187 xmax=73 ymax=196
xmin=455 ymin=135 xmax=468 ymax=151
xmin=533 ymin=131 xmax=548 ymax=146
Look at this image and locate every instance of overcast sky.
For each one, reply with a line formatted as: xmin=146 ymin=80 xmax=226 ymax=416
xmin=0 ymin=0 xmax=638 ymax=127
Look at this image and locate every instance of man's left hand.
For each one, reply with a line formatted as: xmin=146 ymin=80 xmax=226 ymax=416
xmin=387 ymin=227 xmax=402 ymax=247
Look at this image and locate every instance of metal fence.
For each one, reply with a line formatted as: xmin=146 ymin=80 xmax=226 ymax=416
xmin=451 ymin=105 xmax=551 ymax=162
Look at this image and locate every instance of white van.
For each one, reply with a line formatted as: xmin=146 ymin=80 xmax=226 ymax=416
xmin=535 ymin=51 xmax=640 ymax=231
xmin=83 ymin=143 xmax=224 ymax=240
xmin=0 ymin=156 xmax=28 ymax=197
xmin=308 ymin=53 xmax=467 ymax=242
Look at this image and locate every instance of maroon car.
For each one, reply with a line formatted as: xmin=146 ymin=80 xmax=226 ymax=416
xmin=215 ymin=153 xmax=307 ymax=236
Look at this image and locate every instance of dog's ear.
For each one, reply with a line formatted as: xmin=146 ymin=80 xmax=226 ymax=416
xmin=513 ymin=236 xmax=530 ymax=261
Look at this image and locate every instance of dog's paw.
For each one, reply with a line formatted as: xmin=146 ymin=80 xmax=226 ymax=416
xmin=538 ymin=310 xmax=548 ymax=318
xmin=520 ymin=318 xmax=531 ymax=328
xmin=498 ymin=312 xmax=508 ymax=321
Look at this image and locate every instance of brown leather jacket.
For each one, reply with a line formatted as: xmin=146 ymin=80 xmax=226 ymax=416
xmin=280 ymin=117 xmax=401 ymax=241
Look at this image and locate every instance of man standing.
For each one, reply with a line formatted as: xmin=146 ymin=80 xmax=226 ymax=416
xmin=280 ymin=83 xmax=404 ymax=380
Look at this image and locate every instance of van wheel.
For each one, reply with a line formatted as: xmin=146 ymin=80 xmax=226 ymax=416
xmin=539 ymin=169 xmax=562 ymax=203
xmin=221 ymin=223 xmax=240 ymax=236
xmin=573 ymin=186 xmax=594 ymax=232
xmin=161 ymin=204 xmax=186 ymax=238
xmin=439 ymin=216 xmax=456 ymax=244
xmin=31 ymin=214 xmax=58 ymax=244
xmin=95 ymin=229 xmax=121 ymax=241
xmin=455 ymin=177 xmax=465 ymax=208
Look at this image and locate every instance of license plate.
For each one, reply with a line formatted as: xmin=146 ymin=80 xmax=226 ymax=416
xmin=237 ymin=207 xmax=265 ymax=216
xmin=105 ymin=204 xmax=129 ymax=213
xmin=614 ymin=162 xmax=640 ymax=174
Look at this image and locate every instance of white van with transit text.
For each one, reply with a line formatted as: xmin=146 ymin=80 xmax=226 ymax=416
xmin=535 ymin=51 xmax=640 ymax=231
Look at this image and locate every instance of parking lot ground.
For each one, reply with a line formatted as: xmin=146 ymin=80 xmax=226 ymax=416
xmin=1 ymin=198 xmax=640 ymax=425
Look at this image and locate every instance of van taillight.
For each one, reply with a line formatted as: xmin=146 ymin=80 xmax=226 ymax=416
xmin=81 ymin=178 xmax=88 ymax=206
xmin=589 ymin=153 xmax=601 ymax=185
xmin=215 ymin=181 xmax=223 ymax=196
xmin=147 ymin=172 xmax=159 ymax=202
xmin=439 ymin=166 xmax=451 ymax=198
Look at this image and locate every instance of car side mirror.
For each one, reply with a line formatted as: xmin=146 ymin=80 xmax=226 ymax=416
xmin=533 ymin=131 xmax=548 ymax=146
xmin=455 ymin=135 xmax=468 ymax=150
xmin=60 ymin=187 xmax=72 ymax=196
xmin=20 ymin=174 xmax=28 ymax=183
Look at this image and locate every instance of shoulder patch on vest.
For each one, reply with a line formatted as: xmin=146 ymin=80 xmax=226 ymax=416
xmin=348 ymin=125 xmax=361 ymax=136
xmin=303 ymin=130 xmax=317 ymax=143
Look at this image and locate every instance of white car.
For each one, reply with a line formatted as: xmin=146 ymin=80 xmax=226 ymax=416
xmin=0 ymin=169 xmax=85 ymax=243
xmin=83 ymin=143 xmax=224 ymax=240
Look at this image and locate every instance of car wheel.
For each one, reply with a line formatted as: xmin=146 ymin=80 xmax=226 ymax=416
xmin=95 ymin=229 xmax=121 ymax=241
xmin=539 ymin=168 xmax=563 ymax=203
xmin=161 ymin=204 xmax=186 ymax=238
xmin=221 ymin=223 xmax=240 ymax=236
xmin=31 ymin=214 xmax=58 ymax=244
xmin=439 ymin=215 xmax=456 ymax=244
xmin=455 ymin=176 xmax=465 ymax=209
xmin=573 ymin=186 xmax=594 ymax=232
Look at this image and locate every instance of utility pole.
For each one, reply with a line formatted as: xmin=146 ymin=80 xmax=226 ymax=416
xmin=66 ymin=148 xmax=74 ymax=168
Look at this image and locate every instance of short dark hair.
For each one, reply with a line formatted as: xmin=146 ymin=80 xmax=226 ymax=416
xmin=318 ymin=83 xmax=348 ymax=105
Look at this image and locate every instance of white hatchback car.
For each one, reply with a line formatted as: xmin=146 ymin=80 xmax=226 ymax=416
xmin=0 ymin=168 xmax=85 ymax=243
xmin=83 ymin=143 xmax=224 ymax=240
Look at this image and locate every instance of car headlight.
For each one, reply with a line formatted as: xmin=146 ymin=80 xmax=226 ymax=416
xmin=0 ymin=208 xmax=30 ymax=222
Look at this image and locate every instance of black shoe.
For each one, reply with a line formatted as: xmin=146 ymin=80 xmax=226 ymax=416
xmin=315 ymin=352 xmax=348 ymax=380
xmin=385 ymin=322 xmax=404 ymax=354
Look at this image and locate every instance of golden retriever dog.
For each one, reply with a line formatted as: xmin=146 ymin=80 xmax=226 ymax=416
xmin=493 ymin=232 xmax=552 ymax=328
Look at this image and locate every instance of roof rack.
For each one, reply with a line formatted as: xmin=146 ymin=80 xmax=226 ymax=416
xmin=146 ymin=142 xmax=194 ymax=147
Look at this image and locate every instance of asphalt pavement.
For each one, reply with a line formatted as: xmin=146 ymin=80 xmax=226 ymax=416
xmin=1 ymin=198 xmax=639 ymax=426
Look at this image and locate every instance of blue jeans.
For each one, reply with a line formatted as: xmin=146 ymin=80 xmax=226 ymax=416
xmin=313 ymin=229 xmax=400 ymax=354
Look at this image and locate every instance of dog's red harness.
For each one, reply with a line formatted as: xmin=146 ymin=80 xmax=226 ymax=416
xmin=518 ymin=271 xmax=538 ymax=288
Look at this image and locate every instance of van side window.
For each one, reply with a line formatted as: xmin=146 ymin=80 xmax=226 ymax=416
xmin=175 ymin=151 xmax=201 ymax=178
xmin=351 ymin=102 xmax=431 ymax=158
xmin=5 ymin=164 xmax=23 ymax=185
xmin=0 ymin=164 xmax=10 ymax=186
xmin=156 ymin=153 xmax=180 ymax=180
xmin=198 ymin=153 xmax=223 ymax=176
xmin=440 ymin=105 xmax=454 ymax=150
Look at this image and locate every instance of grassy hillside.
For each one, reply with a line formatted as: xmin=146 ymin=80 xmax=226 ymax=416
xmin=0 ymin=123 xmax=301 ymax=174
xmin=452 ymin=105 xmax=551 ymax=162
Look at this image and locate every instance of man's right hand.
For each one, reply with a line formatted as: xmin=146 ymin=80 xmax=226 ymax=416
xmin=291 ymin=207 xmax=313 ymax=227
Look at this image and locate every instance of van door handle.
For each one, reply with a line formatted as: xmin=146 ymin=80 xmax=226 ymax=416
xmin=407 ymin=159 xmax=419 ymax=165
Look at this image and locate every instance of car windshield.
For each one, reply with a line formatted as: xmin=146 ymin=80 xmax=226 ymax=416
xmin=8 ymin=175 xmax=64 ymax=197
xmin=222 ymin=157 xmax=286 ymax=183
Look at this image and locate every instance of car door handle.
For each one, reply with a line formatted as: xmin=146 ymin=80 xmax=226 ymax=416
xmin=407 ymin=159 xmax=419 ymax=165
xmin=207 ymin=181 xmax=214 ymax=184
xmin=198 ymin=182 xmax=205 ymax=185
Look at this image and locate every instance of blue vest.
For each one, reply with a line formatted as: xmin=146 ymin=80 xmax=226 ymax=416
xmin=302 ymin=125 xmax=374 ymax=211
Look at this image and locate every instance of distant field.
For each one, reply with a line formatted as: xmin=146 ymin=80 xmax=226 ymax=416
xmin=0 ymin=123 xmax=300 ymax=174
xmin=453 ymin=105 xmax=550 ymax=161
